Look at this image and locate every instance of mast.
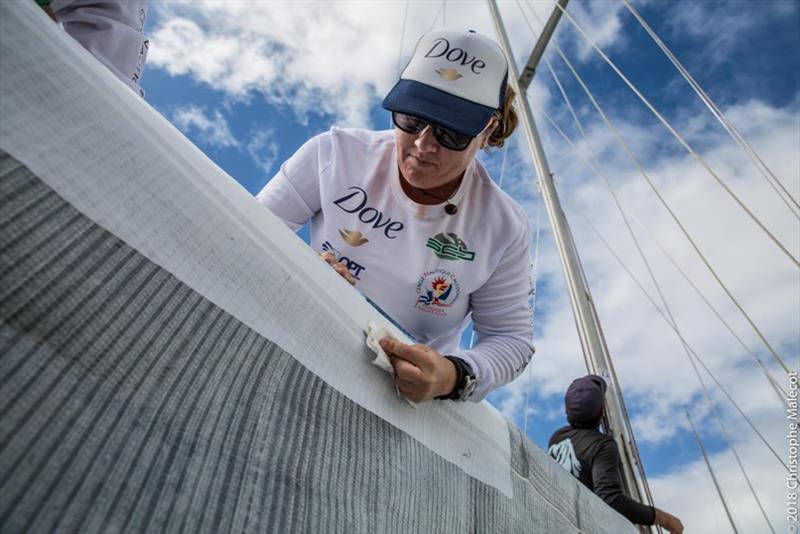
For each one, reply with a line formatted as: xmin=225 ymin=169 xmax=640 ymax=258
xmin=486 ymin=0 xmax=655 ymax=516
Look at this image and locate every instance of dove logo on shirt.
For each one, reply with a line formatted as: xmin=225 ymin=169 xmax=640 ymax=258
xmin=339 ymin=229 xmax=369 ymax=247
xmin=333 ymin=186 xmax=404 ymax=239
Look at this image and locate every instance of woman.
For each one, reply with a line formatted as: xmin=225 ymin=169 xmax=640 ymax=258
xmin=257 ymin=28 xmax=534 ymax=404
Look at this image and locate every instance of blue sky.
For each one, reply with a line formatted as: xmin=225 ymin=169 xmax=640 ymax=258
xmin=140 ymin=1 xmax=799 ymax=532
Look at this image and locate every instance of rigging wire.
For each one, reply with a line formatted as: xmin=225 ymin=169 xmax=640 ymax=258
xmin=521 ymin=1 xmax=791 ymax=376
xmin=516 ymin=1 xmax=784 ymax=524
xmin=530 ymin=23 xmax=780 ymax=521
xmin=394 ymin=0 xmax=410 ymax=78
xmin=391 ymin=0 xmax=411 ymax=130
xmin=542 ymin=101 xmax=775 ymax=534
xmin=622 ymin=0 xmax=800 ymax=219
xmin=534 ymin=63 xmax=787 ymax=406
xmin=524 ymin=171 xmax=543 ymax=436
xmin=553 ymin=2 xmax=800 ymax=268
xmin=470 ymin=143 xmax=511 ymax=349
xmin=428 ymin=1 xmax=446 ymax=32
xmin=532 ymin=55 xmax=786 ymax=479
xmin=686 ymin=410 xmax=741 ymax=534
xmin=693 ymin=365 xmax=777 ymax=533
xmin=621 ymin=202 xmax=790 ymax=404
xmin=498 ymin=141 xmax=509 ymax=189
xmin=576 ymin=211 xmax=788 ymax=471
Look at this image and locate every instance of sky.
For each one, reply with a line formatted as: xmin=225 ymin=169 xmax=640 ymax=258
xmin=138 ymin=1 xmax=799 ymax=532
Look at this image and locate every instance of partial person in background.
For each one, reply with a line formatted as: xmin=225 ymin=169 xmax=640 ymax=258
xmin=258 ymin=29 xmax=534 ymax=404
xmin=548 ymin=375 xmax=684 ymax=533
xmin=36 ymin=0 xmax=149 ymax=97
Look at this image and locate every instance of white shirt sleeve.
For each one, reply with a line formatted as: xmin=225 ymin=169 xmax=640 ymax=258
xmin=255 ymin=132 xmax=328 ymax=230
xmin=451 ymin=216 xmax=535 ymax=401
xmin=50 ymin=0 xmax=149 ymax=97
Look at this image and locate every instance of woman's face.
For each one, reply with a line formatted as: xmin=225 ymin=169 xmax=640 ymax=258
xmin=395 ymin=119 xmax=494 ymax=190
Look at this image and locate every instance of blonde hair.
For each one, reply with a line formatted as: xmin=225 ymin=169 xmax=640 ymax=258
xmin=486 ymin=84 xmax=518 ymax=149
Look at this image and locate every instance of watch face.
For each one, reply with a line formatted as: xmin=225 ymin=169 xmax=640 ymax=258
xmin=459 ymin=376 xmax=477 ymax=401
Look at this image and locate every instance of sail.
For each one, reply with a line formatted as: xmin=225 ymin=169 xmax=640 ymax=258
xmin=0 ymin=2 xmax=636 ymax=532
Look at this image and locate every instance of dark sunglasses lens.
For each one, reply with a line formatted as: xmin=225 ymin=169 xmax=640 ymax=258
xmin=434 ymin=127 xmax=472 ymax=151
xmin=393 ymin=112 xmax=425 ymax=134
xmin=392 ymin=112 xmax=473 ymax=151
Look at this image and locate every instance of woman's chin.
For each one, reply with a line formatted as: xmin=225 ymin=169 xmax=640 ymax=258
xmin=400 ymin=167 xmax=433 ymax=188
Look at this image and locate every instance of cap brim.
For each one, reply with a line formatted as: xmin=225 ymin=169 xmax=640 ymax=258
xmin=382 ymin=79 xmax=496 ymax=137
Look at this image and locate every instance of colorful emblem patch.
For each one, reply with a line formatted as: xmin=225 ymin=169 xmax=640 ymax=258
xmin=415 ymin=269 xmax=461 ymax=316
xmin=426 ymin=232 xmax=475 ymax=261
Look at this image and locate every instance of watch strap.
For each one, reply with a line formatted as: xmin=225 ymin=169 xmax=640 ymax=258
xmin=436 ymin=356 xmax=475 ymax=401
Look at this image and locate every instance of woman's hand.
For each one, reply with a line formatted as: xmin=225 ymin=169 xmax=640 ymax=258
xmin=378 ymin=338 xmax=457 ymax=403
xmin=319 ymin=252 xmax=356 ymax=285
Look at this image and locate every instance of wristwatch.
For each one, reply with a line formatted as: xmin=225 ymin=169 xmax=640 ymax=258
xmin=436 ymin=356 xmax=477 ymax=401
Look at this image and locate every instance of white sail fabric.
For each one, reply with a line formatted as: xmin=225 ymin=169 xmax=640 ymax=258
xmin=0 ymin=2 xmax=636 ymax=532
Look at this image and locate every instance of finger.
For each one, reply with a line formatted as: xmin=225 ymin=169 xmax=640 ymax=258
xmin=390 ymin=356 xmax=423 ymax=382
xmin=395 ymin=381 xmax=424 ymax=403
xmin=323 ymin=257 xmax=356 ymax=285
xmin=389 ymin=343 xmax=436 ymax=369
xmin=319 ymin=251 xmax=336 ymax=264
xmin=382 ymin=339 xmax=415 ymax=360
xmin=335 ymin=266 xmax=356 ymax=285
xmin=394 ymin=373 xmax=420 ymax=388
xmin=379 ymin=336 xmax=396 ymax=354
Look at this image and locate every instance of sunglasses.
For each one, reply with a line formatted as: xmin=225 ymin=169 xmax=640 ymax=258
xmin=392 ymin=112 xmax=476 ymax=151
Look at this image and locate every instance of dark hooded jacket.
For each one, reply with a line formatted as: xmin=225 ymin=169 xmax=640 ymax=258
xmin=548 ymin=425 xmax=655 ymax=525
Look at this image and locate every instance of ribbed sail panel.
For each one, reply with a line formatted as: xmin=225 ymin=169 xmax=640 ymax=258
xmin=0 ymin=1 xmax=636 ymax=533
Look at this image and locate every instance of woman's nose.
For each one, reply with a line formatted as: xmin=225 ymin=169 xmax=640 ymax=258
xmin=414 ymin=125 xmax=439 ymax=153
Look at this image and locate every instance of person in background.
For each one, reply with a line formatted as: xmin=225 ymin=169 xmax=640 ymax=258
xmin=35 ymin=0 xmax=149 ymax=97
xmin=257 ymin=28 xmax=534 ymax=404
xmin=548 ymin=375 xmax=684 ymax=533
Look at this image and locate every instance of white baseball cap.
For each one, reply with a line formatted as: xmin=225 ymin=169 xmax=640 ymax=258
xmin=383 ymin=28 xmax=509 ymax=136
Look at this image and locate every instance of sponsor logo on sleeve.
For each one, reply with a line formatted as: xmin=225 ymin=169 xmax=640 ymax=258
xmin=339 ymin=229 xmax=369 ymax=247
xmin=333 ymin=186 xmax=404 ymax=239
xmin=425 ymin=232 xmax=475 ymax=261
xmin=415 ymin=269 xmax=461 ymax=316
xmin=321 ymin=241 xmax=366 ymax=280
xmin=548 ymin=439 xmax=582 ymax=479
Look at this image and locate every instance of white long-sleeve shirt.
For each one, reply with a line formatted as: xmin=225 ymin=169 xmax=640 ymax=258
xmin=257 ymin=127 xmax=534 ymax=400
xmin=50 ymin=0 xmax=149 ymax=96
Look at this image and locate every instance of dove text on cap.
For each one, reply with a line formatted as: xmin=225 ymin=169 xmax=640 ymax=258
xmin=424 ymin=38 xmax=486 ymax=74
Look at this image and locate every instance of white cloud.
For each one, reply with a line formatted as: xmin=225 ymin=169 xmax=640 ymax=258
xmin=171 ymin=105 xmax=281 ymax=177
xmin=560 ymin=0 xmax=627 ymax=62
xmin=517 ymin=93 xmax=799 ymax=410
xmin=149 ymin=1 xmax=402 ymax=127
xmin=172 ymin=105 xmax=239 ymax=149
xmin=650 ymin=425 xmax=792 ymax=533
xmin=664 ymin=0 xmax=798 ymax=70
xmin=147 ymin=1 xmax=564 ymax=128
xmin=246 ymin=129 xmax=279 ymax=176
